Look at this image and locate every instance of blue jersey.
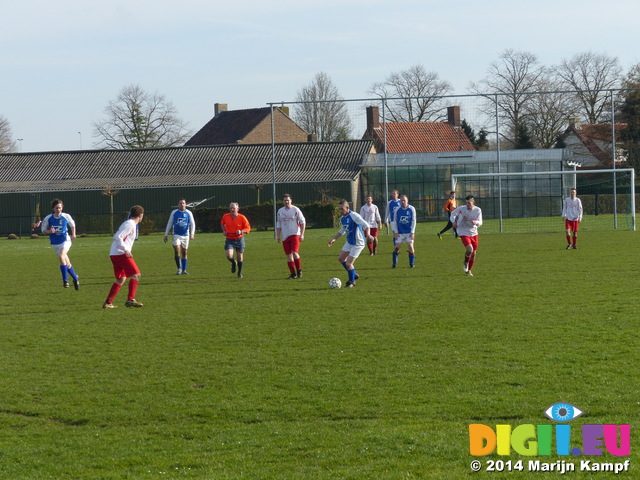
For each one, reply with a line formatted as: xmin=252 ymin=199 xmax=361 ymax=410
xmin=339 ymin=211 xmax=369 ymax=246
xmin=42 ymin=213 xmax=75 ymax=245
xmin=385 ymin=199 xmax=401 ymax=223
xmin=393 ymin=205 xmax=417 ymax=234
xmin=165 ymin=209 xmax=195 ymax=236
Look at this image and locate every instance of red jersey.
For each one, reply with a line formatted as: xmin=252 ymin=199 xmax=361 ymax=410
xmin=221 ymin=213 xmax=251 ymax=239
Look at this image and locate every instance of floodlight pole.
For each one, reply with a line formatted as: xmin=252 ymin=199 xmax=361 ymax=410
xmin=611 ymin=91 xmax=618 ymax=229
xmin=495 ymin=95 xmax=503 ymax=233
xmin=270 ymin=104 xmax=277 ymax=238
xmin=631 ymin=168 xmax=636 ymax=231
xmin=383 ymin=100 xmax=389 ymax=208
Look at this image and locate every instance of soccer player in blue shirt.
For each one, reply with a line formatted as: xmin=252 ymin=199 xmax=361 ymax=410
xmin=41 ymin=198 xmax=80 ymax=289
xmin=328 ymin=200 xmax=372 ymax=288
xmin=164 ymin=198 xmax=196 ymax=275
xmin=391 ymin=195 xmax=417 ymax=268
xmin=384 ymin=189 xmax=401 ymax=246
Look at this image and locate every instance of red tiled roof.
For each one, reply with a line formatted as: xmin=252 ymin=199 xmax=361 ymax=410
xmin=571 ymin=123 xmax=626 ymax=142
xmin=365 ymin=122 xmax=475 ymax=153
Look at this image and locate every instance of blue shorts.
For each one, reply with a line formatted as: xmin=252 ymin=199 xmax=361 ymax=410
xmin=225 ymin=237 xmax=245 ymax=253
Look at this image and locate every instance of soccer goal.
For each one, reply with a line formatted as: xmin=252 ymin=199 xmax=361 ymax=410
xmin=451 ymin=168 xmax=636 ymax=233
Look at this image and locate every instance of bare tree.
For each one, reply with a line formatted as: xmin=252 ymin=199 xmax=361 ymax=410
xmin=525 ymin=79 xmax=581 ymax=148
xmin=0 ymin=115 xmax=16 ymax=153
xmin=369 ymin=65 xmax=452 ymax=122
xmin=552 ymin=52 xmax=622 ymax=123
xmin=293 ymin=72 xmax=352 ymax=141
xmin=469 ymin=49 xmax=546 ymax=148
xmin=93 ymin=84 xmax=192 ymax=149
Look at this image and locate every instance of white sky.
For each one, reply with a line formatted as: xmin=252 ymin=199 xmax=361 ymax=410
xmin=2 ymin=0 xmax=639 ymax=152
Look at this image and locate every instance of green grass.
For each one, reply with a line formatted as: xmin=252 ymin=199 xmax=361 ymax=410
xmin=1 ymin=224 xmax=638 ymax=479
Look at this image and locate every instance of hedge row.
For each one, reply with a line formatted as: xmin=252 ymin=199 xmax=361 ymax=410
xmin=580 ymin=193 xmax=637 ymax=215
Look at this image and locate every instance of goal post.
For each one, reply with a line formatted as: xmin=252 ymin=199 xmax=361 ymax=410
xmin=451 ymin=168 xmax=636 ymax=233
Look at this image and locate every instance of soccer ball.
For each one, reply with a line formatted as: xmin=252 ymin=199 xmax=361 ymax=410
xmin=329 ymin=277 xmax=342 ymax=289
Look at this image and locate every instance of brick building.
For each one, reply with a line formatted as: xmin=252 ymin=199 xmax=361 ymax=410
xmin=185 ymin=103 xmax=310 ymax=146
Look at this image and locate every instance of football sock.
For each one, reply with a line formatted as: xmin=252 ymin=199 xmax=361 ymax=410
xmin=59 ymin=265 xmax=69 ymax=281
xmin=181 ymin=258 xmax=188 ymax=271
xmin=566 ymin=235 xmax=572 ymax=245
xmin=67 ymin=266 xmax=78 ymax=281
xmin=106 ymin=283 xmax=121 ymax=303
xmin=175 ymin=256 xmax=181 ymax=269
xmin=341 ymin=261 xmax=349 ymax=272
xmin=294 ymin=257 xmax=301 ymax=271
xmin=128 ymin=279 xmax=138 ymax=301
xmin=409 ymin=254 xmax=415 ymax=266
xmin=468 ymin=258 xmax=475 ymax=270
xmin=287 ymin=261 xmax=296 ymax=274
xmin=348 ymin=268 xmax=356 ymax=283
xmin=392 ymin=251 xmax=398 ymax=266
xmin=573 ymin=235 xmax=577 ymax=247
xmin=367 ymin=242 xmax=373 ymax=254
xmin=237 ymin=261 xmax=243 ymax=276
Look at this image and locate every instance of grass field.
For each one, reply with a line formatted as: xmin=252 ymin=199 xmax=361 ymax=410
xmin=1 ymin=223 xmax=638 ymax=479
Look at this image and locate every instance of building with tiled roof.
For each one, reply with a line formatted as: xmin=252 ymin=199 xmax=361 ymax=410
xmin=185 ymin=103 xmax=310 ymax=146
xmin=362 ymin=106 xmax=475 ymax=153
xmin=561 ymin=122 xmax=628 ymax=167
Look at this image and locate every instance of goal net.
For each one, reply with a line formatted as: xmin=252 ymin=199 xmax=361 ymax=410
xmin=451 ymin=168 xmax=636 ymax=234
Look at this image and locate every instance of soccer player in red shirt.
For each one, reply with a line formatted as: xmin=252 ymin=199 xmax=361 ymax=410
xmin=221 ymin=203 xmax=251 ymax=278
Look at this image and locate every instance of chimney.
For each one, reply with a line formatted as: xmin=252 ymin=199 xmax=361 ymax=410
xmin=307 ymin=133 xmax=318 ymax=142
xmin=215 ymin=103 xmax=228 ymax=115
xmin=447 ymin=106 xmax=461 ymax=127
xmin=278 ymin=106 xmax=290 ymax=116
xmin=366 ymin=106 xmax=380 ymax=130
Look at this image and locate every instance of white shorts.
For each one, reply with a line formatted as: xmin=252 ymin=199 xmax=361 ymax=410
xmin=172 ymin=235 xmax=190 ymax=249
xmin=395 ymin=233 xmax=414 ymax=245
xmin=52 ymin=241 xmax=72 ymax=256
xmin=341 ymin=243 xmax=365 ymax=259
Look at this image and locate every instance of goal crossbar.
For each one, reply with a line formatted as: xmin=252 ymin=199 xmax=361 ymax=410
xmin=451 ymin=168 xmax=636 ymax=231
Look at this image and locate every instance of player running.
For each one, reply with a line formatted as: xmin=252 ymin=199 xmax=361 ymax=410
xmin=164 ymin=198 xmax=196 ymax=275
xmin=103 ymin=205 xmax=145 ymax=308
xmin=41 ymin=198 xmax=80 ymax=289
xmin=437 ymin=191 xmax=458 ymax=238
xmin=450 ymin=195 xmax=483 ymax=277
xmin=276 ymin=194 xmax=306 ymax=279
xmin=328 ymin=200 xmax=372 ymax=288
xmin=221 ymin=203 xmax=251 ymax=278
xmin=391 ymin=195 xmax=416 ymax=268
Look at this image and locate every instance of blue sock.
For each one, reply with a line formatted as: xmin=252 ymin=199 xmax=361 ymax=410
xmin=409 ymin=254 xmax=415 ymax=266
xmin=68 ymin=266 xmax=78 ymax=281
xmin=60 ymin=265 xmax=68 ymax=281
xmin=181 ymin=258 xmax=188 ymax=271
xmin=392 ymin=252 xmax=398 ymax=266
xmin=175 ymin=256 xmax=181 ymax=269
xmin=348 ymin=269 xmax=356 ymax=283
xmin=341 ymin=261 xmax=349 ymax=272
